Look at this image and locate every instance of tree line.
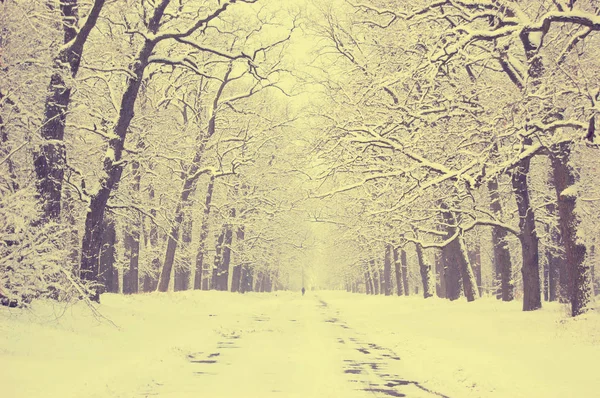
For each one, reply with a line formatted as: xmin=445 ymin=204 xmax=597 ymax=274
xmin=2 ymin=0 xmax=599 ymax=319
xmin=306 ymin=0 xmax=600 ymax=317
xmin=0 ymin=0 xmax=308 ymax=306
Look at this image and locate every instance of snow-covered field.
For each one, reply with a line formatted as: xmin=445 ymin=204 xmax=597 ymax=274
xmin=1 ymin=291 xmax=599 ymax=397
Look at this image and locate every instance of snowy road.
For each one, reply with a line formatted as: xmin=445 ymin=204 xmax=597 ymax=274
xmin=142 ymin=295 xmax=448 ymax=398
xmin=3 ymin=292 xmax=599 ymax=398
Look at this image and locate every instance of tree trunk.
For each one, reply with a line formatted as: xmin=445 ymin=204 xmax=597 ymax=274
xmin=547 ymin=241 xmax=560 ymax=302
xmin=211 ymin=229 xmax=225 ymax=290
xmin=366 ymin=263 xmax=373 ymax=294
xmin=512 ymin=152 xmax=541 ymax=311
xmin=456 ymin=238 xmax=478 ymax=302
xmin=440 ymin=208 xmax=462 ymax=300
xmin=264 ymin=272 xmax=273 ymax=293
xmin=216 ymin=221 xmax=233 ymax=291
xmin=364 ymin=270 xmax=371 ymax=294
xmin=157 ymin=170 xmax=202 ymax=293
xmin=401 ymin=249 xmax=409 ymax=295
xmin=123 ymin=161 xmax=141 ymax=295
xmin=487 ymin=177 xmax=515 ymax=301
xmin=143 ymin=186 xmax=160 ymax=292
xmin=258 ymin=271 xmax=266 ymax=293
xmin=439 ymin=204 xmax=478 ymax=301
xmin=442 ymin=244 xmax=462 ymax=301
xmin=240 ymin=265 xmax=253 ymax=293
xmin=158 ymin=201 xmax=184 ymax=293
xmin=369 ymin=260 xmax=379 ymax=295
xmin=98 ymin=218 xmax=118 ymax=294
xmin=435 ymin=250 xmax=445 ymax=298
xmin=393 ymin=247 xmax=404 ymax=296
xmin=545 ymin=179 xmax=569 ymax=303
xmin=123 ymin=228 xmax=140 ymax=294
xmin=551 ymin=143 xmax=590 ymax=316
xmin=383 ymin=244 xmax=392 ymax=296
xmin=194 ymin=175 xmax=216 ymax=289
xmin=231 ymin=226 xmax=244 ymax=293
xmin=174 ymin=209 xmax=192 ymax=291
xmin=468 ymin=246 xmax=483 ymax=296
xmin=415 ymin=243 xmax=434 ymax=298
xmin=379 ymin=262 xmax=385 ymax=294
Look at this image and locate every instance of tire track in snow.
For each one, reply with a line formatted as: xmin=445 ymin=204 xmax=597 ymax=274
xmin=318 ymin=298 xmax=451 ymax=398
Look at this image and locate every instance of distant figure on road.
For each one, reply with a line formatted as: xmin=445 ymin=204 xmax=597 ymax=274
xmin=302 ymin=287 xmax=305 ymax=296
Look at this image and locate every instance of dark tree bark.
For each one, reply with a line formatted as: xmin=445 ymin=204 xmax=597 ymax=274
xmin=435 ymin=250 xmax=446 ymax=298
xmin=35 ymin=0 xmax=105 ymax=222
xmin=364 ymin=268 xmax=372 ymax=295
xmin=194 ymin=174 xmax=216 ymax=290
xmin=158 ymin=204 xmax=184 ymax=292
xmin=546 ymin=165 xmax=570 ymax=304
xmin=215 ymin=215 xmax=234 ymax=291
xmin=254 ymin=271 xmax=261 ymax=292
xmin=174 ymin=210 xmax=192 ymax=291
xmin=98 ymin=218 xmax=118 ymax=294
xmin=369 ymin=260 xmax=379 ymax=295
xmin=123 ymin=227 xmax=140 ymax=294
xmin=547 ymin=241 xmax=561 ymax=302
xmin=231 ymin=226 xmax=245 ymax=293
xmin=550 ymin=143 xmax=591 ymax=316
xmin=211 ymin=229 xmax=225 ymax=290
xmin=512 ymin=151 xmax=542 ymax=311
xmin=123 ymin=161 xmax=141 ymax=295
xmin=439 ymin=204 xmax=478 ymax=302
xmin=264 ymin=272 xmax=273 ymax=293
xmin=440 ymin=209 xmax=462 ymax=300
xmin=546 ymin=201 xmax=570 ymax=303
xmin=0 ymin=109 xmax=19 ymax=192
xmin=543 ymin=253 xmax=550 ymax=302
xmin=143 ymin=186 xmax=160 ymax=292
xmin=378 ymin=262 xmax=385 ymax=294
xmin=456 ymin=238 xmax=479 ymax=302
xmin=468 ymin=246 xmax=483 ymax=296
xmin=240 ymin=264 xmax=253 ymax=293
xmin=442 ymin=243 xmax=462 ymax=301
xmin=383 ymin=244 xmax=392 ymax=296
xmin=401 ymin=249 xmax=409 ymax=295
xmin=415 ymin=243 xmax=434 ymax=298
xmin=510 ymin=30 xmax=545 ymax=311
xmin=488 ymin=176 xmax=515 ymax=301
xmin=393 ymin=247 xmax=404 ymax=296
xmin=590 ymin=246 xmax=597 ymax=297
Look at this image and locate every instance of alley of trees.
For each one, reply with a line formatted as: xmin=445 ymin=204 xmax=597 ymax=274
xmin=1 ymin=0 xmax=600 ymax=317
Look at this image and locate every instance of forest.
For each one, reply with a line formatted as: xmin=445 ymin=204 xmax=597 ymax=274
xmin=2 ymin=0 xmax=600 ymax=316
xmin=3 ymin=1 xmax=600 ymax=397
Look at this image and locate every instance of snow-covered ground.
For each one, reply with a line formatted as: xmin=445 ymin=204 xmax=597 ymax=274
xmin=1 ymin=291 xmax=599 ymax=397
xmin=322 ymin=292 xmax=600 ymax=398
